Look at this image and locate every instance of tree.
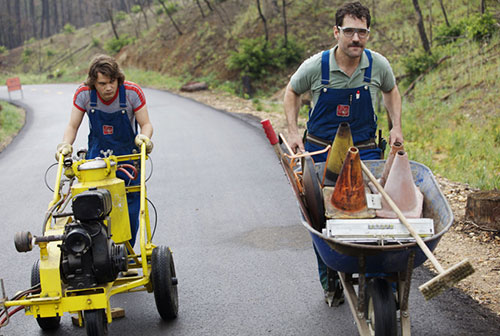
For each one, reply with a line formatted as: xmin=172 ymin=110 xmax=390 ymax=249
xmin=281 ymin=0 xmax=288 ymax=47
xmin=195 ymin=0 xmax=205 ymax=18
xmin=412 ymin=0 xmax=431 ymax=54
xmin=438 ymin=0 xmax=450 ymax=27
xmin=158 ymin=0 xmax=183 ymax=36
xmin=256 ymin=0 xmax=268 ymax=43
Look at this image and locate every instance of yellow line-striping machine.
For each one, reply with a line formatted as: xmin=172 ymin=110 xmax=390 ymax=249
xmin=0 ymin=143 xmax=178 ymax=335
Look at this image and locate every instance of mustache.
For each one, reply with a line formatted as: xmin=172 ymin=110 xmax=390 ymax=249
xmin=348 ymin=42 xmax=363 ymax=47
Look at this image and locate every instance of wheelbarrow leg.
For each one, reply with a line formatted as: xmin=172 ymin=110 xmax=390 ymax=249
xmin=398 ymin=251 xmax=416 ymax=336
xmin=338 ymin=256 xmax=372 ymax=336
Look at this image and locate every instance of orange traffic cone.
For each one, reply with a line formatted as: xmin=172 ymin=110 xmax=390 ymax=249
xmin=323 ymin=122 xmax=354 ymax=186
xmin=380 ymin=141 xmax=404 ymax=187
xmin=376 ymin=150 xmax=423 ymax=218
xmin=323 ymin=147 xmax=375 ymax=219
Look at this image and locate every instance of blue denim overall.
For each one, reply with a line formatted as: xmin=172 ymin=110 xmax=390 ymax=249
xmin=306 ymin=49 xmax=381 ymax=291
xmin=87 ymin=85 xmax=141 ymax=247
xmin=305 ymin=49 xmax=381 ymax=162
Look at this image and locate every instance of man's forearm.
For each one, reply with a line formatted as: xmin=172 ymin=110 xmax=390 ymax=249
xmin=284 ymin=84 xmax=301 ymax=134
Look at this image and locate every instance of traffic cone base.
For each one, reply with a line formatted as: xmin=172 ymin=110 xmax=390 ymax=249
xmin=323 ymin=187 xmax=375 ymax=219
xmin=326 ymin=147 xmax=375 ymax=219
xmin=376 ymin=150 xmax=423 ymax=218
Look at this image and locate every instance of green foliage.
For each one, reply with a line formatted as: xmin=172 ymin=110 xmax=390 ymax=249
xmin=434 ymin=22 xmax=465 ymax=45
xmin=465 ymin=12 xmax=497 ymax=41
xmin=91 ymin=37 xmax=101 ymax=48
xmin=0 ymin=101 xmax=24 ymax=145
xmin=131 ymin=5 xmax=141 ymax=14
xmin=227 ymin=37 xmax=272 ymax=79
xmin=115 ymin=11 xmax=127 ymax=22
xmin=63 ymin=23 xmax=75 ymax=34
xmin=158 ymin=2 xmax=179 ymax=15
xmin=227 ymin=36 xmax=304 ymax=80
xmin=0 ymin=45 xmax=6 ymax=54
xmin=105 ymin=35 xmax=135 ymax=54
xmin=270 ymin=37 xmax=305 ymax=69
xmin=401 ymin=49 xmax=441 ymax=84
xmin=46 ymin=49 xmax=55 ymax=57
xmin=22 ymin=48 xmax=33 ymax=63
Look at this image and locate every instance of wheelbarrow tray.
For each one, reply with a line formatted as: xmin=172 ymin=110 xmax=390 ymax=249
xmin=295 ymin=160 xmax=453 ymax=274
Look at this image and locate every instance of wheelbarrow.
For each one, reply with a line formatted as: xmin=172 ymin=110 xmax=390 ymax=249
xmin=0 ymin=143 xmax=178 ymax=335
xmin=260 ymin=120 xmax=474 ymax=336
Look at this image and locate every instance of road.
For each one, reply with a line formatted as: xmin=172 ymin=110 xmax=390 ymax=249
xmin=0 ymin=84 xmax=499 ymax=335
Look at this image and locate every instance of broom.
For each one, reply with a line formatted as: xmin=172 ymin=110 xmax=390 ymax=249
xmin=360 ymin=161 xmax=475 ymax=300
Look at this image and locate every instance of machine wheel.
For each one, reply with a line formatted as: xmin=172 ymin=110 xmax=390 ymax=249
xmin=84 ymin=309 xmax=108 ymax=336
xmin=30 ymin=260 xmax=61 ymax=330
xmin=151 ymin=246 xmax=179 ymax=320
xmin=365 ymin=278 xmax=397 ymax=336
xmin=302 ymin=156 xmax=326 ymax=232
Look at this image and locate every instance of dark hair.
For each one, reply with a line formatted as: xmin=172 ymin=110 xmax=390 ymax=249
xmin=85 ymin=54 xmax=125 ymax=89
xmin=335 ymin=1 xmax=371 ymax=28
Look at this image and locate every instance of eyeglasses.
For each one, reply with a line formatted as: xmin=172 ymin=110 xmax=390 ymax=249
xmin=337 ymin=26 xmax=370 ymax=38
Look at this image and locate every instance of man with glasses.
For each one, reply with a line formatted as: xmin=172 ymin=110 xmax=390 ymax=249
xmin=283 ymin=1 xmax=403 ymax=304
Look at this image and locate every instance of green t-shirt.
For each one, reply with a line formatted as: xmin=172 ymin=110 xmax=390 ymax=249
xmin=290 ymin=45 xmax=396 ymax=108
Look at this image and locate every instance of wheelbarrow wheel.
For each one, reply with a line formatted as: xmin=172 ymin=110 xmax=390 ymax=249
xmin=152 ymin=245 xmax=179 ymax=320
xmin=30 ymin=260 xmax=61 ymax=330
xmin=84 ymin=309 xmax=108 ymax=336
xmin=365 ymin=278 xmax=397 ymax=336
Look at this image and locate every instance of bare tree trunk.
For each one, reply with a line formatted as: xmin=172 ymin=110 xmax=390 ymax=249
xmin=438 ymin=0 xmax=450 ymax=27
xmin=195 ymin=0 xmax=206 ymax=17
xmin=282 ymin=0 xmax=288 ymax=47
xmin=52 ymin=0 xmax=60 ymax=33
xmin=203 ymin=0 xmax=213 ymax=11
xmin=159 ymin=1 xmax=183 ymax=36
xmin=481 ymin=0 xmax=486 ymax=14
xmin=105 ymin=6 xmax=120 ymax=39
xmin=412 ymin=0 xmax=431 ymax=54
xmin=256 ymin=0 xmax=268 ymax=43
xmin=136 ymin=0 xmax=149 ymax=30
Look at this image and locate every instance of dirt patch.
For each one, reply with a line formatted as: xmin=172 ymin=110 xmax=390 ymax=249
xmin=177 ymin=88 xmax=500 ymax=317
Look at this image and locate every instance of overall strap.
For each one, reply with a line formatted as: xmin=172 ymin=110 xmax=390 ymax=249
xmin=363 ymin=49 xmax=373 ymax=83
xmin=90 ymin=89 xmax=97 ymax=108
xmin=321 ymin=50 xmax=330 ymax=85
xmin=118 ymin=84 xmax=127 ymax=108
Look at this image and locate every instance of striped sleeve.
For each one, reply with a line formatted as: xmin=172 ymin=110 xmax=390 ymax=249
xmin=73 ymin=84 xmax=90 ymax=112
xmin=124 ymin=81 xmax=146 ymax=112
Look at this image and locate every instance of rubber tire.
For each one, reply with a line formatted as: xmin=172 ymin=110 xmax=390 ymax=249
xmin=151 ymin=246 xmax=179 ymax=320
xmin=302 ymin=156 xmax=326 ymax=232
xmin=30 ymin=260 xmax=61 ymax=330
xmin=84 ymin=309 xmax=108 ymax=336
xmin=365 ymin=278 xmax=397 ymax=336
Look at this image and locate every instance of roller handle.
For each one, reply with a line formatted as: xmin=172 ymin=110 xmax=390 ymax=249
xmin=261 ymin=119 xmax=279 ymax=146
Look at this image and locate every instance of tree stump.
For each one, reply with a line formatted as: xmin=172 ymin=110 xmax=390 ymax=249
xmin=465 ymin=190 xmax=500 ymax=231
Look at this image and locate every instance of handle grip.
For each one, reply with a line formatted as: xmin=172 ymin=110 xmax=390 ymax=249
xmin=261 ymin=119 xmax=279 ymax=145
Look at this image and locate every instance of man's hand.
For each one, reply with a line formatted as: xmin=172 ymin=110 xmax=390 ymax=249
xmin=135 ymin=134 xmax=154 ymax=154
xmin=288 ymin=132 xmax=305 ymax=154
xmin=389 ymin=127 xmax=404 ymax=146
xmin=55 ymin=142 xmax=73 ymax=161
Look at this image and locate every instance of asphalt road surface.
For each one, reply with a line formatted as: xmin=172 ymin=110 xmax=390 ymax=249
xmin=0 ymin=84 xmax=499 ymax=336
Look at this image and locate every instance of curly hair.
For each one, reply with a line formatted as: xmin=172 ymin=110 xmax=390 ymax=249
xmin=85 ymin=54 xmax=125 ymax=89
xmin=335 ymin=1 xmax=371 ymax=28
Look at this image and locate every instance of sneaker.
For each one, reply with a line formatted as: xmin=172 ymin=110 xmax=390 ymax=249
xmin=324 ymin=289 xmax=345 ymax=307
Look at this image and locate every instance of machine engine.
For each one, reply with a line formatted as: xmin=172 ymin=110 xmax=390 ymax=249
xmin=60 ymin=188 xmax=128 ymax=290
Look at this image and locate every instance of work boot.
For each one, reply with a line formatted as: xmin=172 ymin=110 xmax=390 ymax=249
xmin=325 ymin=268 xmax=344 ymax=307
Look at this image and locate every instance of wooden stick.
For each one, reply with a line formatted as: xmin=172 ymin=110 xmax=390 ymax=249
xmin=359 ymin=161 xmax=444 ymax=272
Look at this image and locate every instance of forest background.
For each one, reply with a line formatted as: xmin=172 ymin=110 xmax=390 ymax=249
xmin=0 ymin=0 xmax=499 ymax=191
